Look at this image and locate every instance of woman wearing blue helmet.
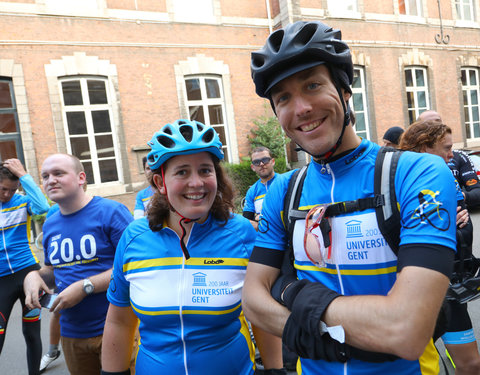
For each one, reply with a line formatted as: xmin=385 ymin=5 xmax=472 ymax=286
xmin=101 ymin=120 xmax=284 ymax=375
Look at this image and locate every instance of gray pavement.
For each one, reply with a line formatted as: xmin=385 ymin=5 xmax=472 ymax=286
xmin=2 ymin=211 xmax=480 ymax=374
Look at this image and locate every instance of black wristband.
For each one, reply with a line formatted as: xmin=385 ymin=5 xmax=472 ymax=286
xmin=101 ymin=369 xmax=131 ymax=375
xmin=271 ymin=273 xmax=298 ymax=305
xmin=282 ymin=279 xmax=310 ymax=309
xmin=263 ymin=368 xmax=288 ymax=375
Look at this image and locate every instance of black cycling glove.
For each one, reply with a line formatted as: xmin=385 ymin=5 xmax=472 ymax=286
xmin=282 ymin=311 xmax=349 ymax=361
xmin=289 ymin=282 xmax=340 ymax=331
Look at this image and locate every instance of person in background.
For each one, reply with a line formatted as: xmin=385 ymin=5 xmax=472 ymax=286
xmin=418 ymin=110 xmax=480 ymax=210
xmin=382 ymin=126 xmax=404 ymax=148
xmin=101 ymin=120 xmax=284 ymax=375
xmin=23 ymin=153 xmax=133 ymax=375
xmin=0 ymin=158 xmax=50 ymax=375
xmin=400 ymin=120 xmax=480 ymax=375
xmin=243 ymin=146 xmax=277 ymax=231
xmin=133 ymin=156 xmax=155 ymax=219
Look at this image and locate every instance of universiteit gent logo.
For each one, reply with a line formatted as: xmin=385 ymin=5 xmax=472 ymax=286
xmin=192 ymin=272 xmax=207 ymax=286
xmin=346 ymin=220 xmax=362 ymax=238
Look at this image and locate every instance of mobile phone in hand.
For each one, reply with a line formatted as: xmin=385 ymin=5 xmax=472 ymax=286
xmin=39 ymin=293 xmax=58 ymax=309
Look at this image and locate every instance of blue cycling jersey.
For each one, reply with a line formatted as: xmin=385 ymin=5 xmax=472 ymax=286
xmin=108 ymin=213 xmax=257 ymax=375
xmin=43 ymin=196 xmax=132 ymax=338
xmin=134 ymin=186 xmax=154 ymax=219
xmin=243 ymin=174 xmax=277 ymax=216
xmin=0 ymin=174 xmax=49 ymax=277
xmin=255 ymin=139 xmax=457 ymax=375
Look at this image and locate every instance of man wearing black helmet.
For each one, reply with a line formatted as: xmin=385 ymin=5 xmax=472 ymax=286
xmin=242 ymin=21 xmax=457 ymax=374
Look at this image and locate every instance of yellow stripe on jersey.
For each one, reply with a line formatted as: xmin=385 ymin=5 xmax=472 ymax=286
xmin=124 ymin=257 xmax=248 ymax=273
xmin=123 ymin=257 xmax=184 ymax=272
xmin=1 ymin=202 xmax=27 ymax=212
xmin=296 ymin=264 xmax=397 ymax=276
xmin=132 ymin=301 xmax=242 ymax=316
xmin=186 ymin=257 xmax=248 ymax=267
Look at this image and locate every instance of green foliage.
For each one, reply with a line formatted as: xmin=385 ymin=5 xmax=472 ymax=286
xmin=225 ymin=110 xmax=291 ymax=213
xmin=247 ymin=109 xmax=288 ymax=162
xmin=223 ymin=158 xmax=257 ymax=213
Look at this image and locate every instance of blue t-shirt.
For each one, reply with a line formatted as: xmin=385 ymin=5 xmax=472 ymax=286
xmin=255 ymin=139 xmax=457 ymax=375
xmin=108 ymin=213 xmax=257 ymax=375
xmin=243 ymin=174 xmax=277 ymax=216
xmin=43 ymin=196 xmax=133 ymax=338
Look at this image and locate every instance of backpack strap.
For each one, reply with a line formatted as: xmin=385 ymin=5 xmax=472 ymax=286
xmin=374 ymin=147 xmax=403 ymax=255
xmin=282 ymin=165 xmax=308 ymax=258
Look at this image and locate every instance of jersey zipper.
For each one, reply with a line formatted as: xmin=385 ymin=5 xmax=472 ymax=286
xmin=179 ymin=222 xmax=195 ymax=375
xmin=180 ymin=253 xmax=188 ymax=375
xmin=326 ymin=164 xmax=345 ymax=295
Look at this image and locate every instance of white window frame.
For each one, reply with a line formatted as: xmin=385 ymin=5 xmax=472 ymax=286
xmin=455 ymin=0 xmax=475 ymax=21
xmin=398 ymin=0 xmax=423 ymax=16
xmin=171 ymin=0 xmax=215 ymax=23
xmin=405 ymin=67 xmax=430 ymax=124
xmin=349 ymin=66 xmax=371 ymax=140
xmin=58 ymin=76 xmax=122 ymax=186
xmin=183 ymin=75 xmax=231 ymax=162
xmin=461 ymin=67 xmax=480 ymax=139
xmin=327 ymin=0 xmax=358 ymax=15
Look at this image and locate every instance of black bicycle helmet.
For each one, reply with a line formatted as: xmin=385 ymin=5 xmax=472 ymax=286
xmin=251 ymin=21 xmax=353 ymax=99
xmin=251 ymin=21 xmax=354 ymax=161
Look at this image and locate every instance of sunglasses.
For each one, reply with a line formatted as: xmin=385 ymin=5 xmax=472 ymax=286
xmin=303 ymin=204 xmax=332 ymax=268
xmin=252 ymin=157 xmax=272 ymax=166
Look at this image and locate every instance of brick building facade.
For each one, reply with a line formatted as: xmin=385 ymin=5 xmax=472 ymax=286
xmin=1 ymin=0 xmax=480 ymax=210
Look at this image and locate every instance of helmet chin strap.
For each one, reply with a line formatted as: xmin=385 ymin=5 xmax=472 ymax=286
xmin=161 ymin=165 xmax=200 ymax=260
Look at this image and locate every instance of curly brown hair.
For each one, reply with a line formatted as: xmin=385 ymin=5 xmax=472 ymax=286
xmin=398 ymin=120 xmax=451 ymax=153
xmin=146 ymin=156 xmax=235 ymax=231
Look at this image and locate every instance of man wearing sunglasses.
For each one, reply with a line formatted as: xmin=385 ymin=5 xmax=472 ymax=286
xmin=243 ymin=146 xmax=277 ymax=231
xmin=242 ymin=20 xmax=457 ymax=375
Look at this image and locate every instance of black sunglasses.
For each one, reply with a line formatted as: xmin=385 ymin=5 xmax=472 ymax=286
xmin=252 ymin=157 xmax=272 ymax=166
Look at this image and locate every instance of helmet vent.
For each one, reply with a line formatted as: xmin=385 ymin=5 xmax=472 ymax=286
xmin=157 ymin=135 xmax=175 ymax=149
xmin=202 ymin=129 xmax=214 ymax=143
xmin=179 ymin=125 xmax=193 ymax=142
xmin=251 ymin=54 xmax=264 ymax=68
xmin=268 ymin=29 xmax=284 ymax=53
xmin=293 ymin=23 xmax=318 ymax=48
xmin=163 ymin=126 xmax=173 ymax=135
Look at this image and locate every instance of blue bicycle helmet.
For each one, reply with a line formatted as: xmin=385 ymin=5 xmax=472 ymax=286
xmin=147 ymin=120 xmax=224 ymax=171
xmin=251 ymin=20 xmax=353 ymax=99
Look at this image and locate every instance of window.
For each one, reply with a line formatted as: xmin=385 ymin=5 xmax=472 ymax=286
xmin=350 ymin=67 xmax=371 ymax=139
xmin=405 ymin=67 xmax=429 ymax=124
xmin=173 ymin=0 xmax=214 ymax=22
xmin=398 ymin=0 xmax=422 ymax=16
xmin=327 ymin=0 xmax=357 ymax=13
xmin=456 ymin=0 xmax=475 ymax=21
xmin=461 ymin=68 xmax=480 ymax=139
xmin=184 ymin=76 xmax=230 ymax=162
xmin=0 ymin=78 xmax=23 ymax=162
xmin=59 ymin=77 xmax=120 ymax=185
